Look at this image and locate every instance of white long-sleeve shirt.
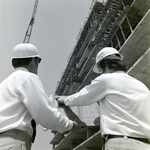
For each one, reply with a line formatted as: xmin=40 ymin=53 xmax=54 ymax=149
xmin=0 ymin=67 xmax=73 ymax=136
xmin=63 ymin=71 xmax=150 ymax=139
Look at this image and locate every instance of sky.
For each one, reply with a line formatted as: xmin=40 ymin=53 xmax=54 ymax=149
xmin=0 ymin=0 xmax=92 ymax=149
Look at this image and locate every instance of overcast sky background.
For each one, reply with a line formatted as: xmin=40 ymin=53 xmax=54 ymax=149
xmin=0 ymin=0 xmax=93 ymax=149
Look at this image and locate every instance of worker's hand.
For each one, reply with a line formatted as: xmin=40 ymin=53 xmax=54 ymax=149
xmin=70 ymin=121 xmax=81 ymax=133
xmin=55 ymin=95 xmax=67 ymax=105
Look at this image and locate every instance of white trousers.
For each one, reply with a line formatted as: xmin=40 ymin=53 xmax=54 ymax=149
xmin=104 ymin=138 xmax=150 ymax=150
xmin=0 ymin=130 xmax=31 ymax=150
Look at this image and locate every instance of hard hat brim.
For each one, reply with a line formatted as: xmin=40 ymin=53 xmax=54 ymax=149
xmin=11 ymin=55 xmax=41 ymax=59
xmin=93 ymin=64 xmax=101 ymax=73
xmin=93 ymin=54 xmax=123 ymax=73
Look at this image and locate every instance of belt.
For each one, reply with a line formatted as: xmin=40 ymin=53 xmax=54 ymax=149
xmin=107 ymin=135 xmax=150 ymax=144
xmin=0 ymin=129 xmax=32 ymax=144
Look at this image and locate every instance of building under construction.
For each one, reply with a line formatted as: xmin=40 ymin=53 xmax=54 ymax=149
xmin=50 ymin=0 xmax=150 ymax=149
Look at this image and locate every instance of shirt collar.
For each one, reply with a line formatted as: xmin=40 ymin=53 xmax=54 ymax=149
xmin=113 ymin=71 xmax=125 ymax=74
xmin=15 ymin=67 xmax=29 ymax=72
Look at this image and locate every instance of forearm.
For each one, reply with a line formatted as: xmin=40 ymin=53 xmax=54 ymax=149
xmin=19 ymin=75 xmax=73 ymax=133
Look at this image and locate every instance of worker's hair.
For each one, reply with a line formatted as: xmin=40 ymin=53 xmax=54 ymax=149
xmin=12 ymin=58 xmax=32 ymax=68
xmin=98 ymin=59 xmax=127 ymax=72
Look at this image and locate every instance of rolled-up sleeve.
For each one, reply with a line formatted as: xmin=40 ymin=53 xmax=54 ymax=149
xmin=17 ymin=74 xmax=73 ymax=133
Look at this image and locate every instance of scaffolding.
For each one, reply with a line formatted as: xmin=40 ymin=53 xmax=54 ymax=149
xmin=55 ymin=0 xmax=142 ymax=96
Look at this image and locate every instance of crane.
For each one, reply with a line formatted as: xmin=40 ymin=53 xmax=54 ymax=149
xmin=23 ymin=0 xmax=39 ymax=43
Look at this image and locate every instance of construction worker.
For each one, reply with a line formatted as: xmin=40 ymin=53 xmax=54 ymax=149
xmin=57 ymin=47 xmax=150 ymax=150
xmin=0 ymin=43 xmax=79 ymax=150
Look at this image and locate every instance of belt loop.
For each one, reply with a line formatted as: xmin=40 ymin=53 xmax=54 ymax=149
xmin=102 ymin=144 xmax=105 ymax=150
xmin=105 ymin=135 xmax=108 ymax=142
xmin=124 ymin=136 xmax=127 ymax=139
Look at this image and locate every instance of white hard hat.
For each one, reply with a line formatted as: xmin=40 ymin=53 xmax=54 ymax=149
xmin=93 ymin=47 xmax=123 ymax=73
xmin=12 ymin=43 xmax=41 ymax=59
